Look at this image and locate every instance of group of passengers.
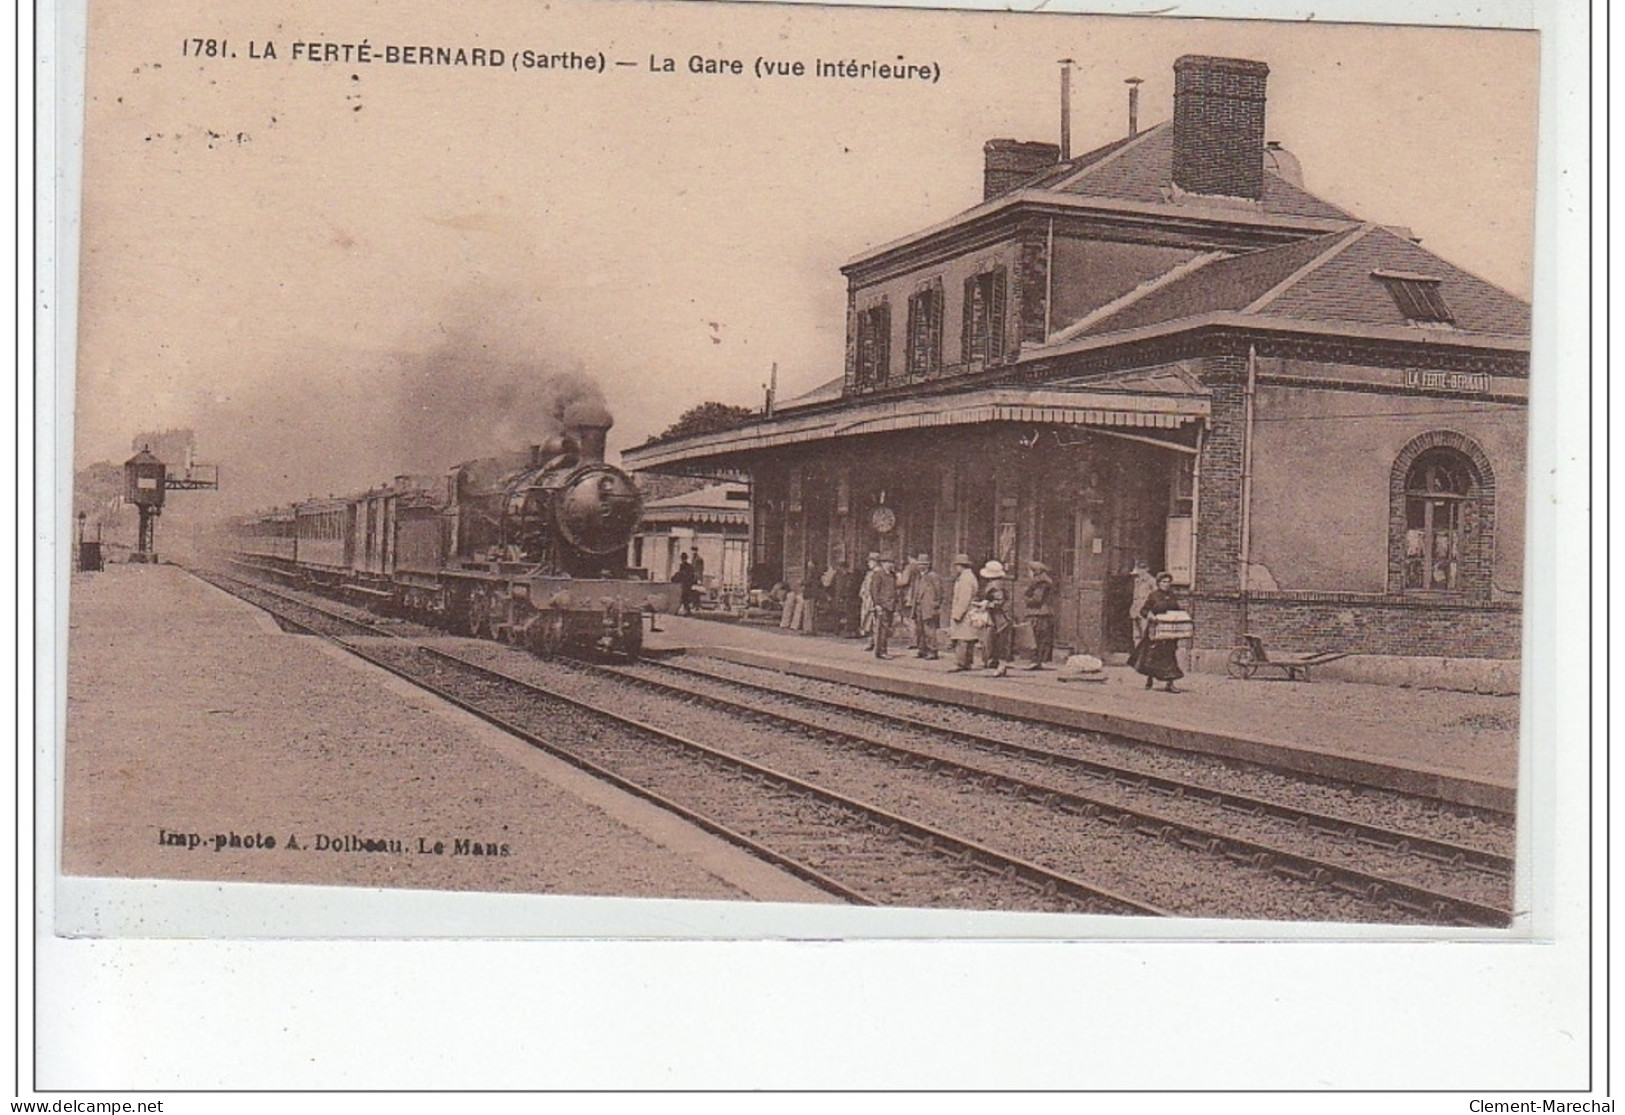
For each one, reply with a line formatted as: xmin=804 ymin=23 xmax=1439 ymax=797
xmin=843 ymin=551 xmax=1050 ymax=678
xmin=758 ymin=551 xmax=1188 ymax=689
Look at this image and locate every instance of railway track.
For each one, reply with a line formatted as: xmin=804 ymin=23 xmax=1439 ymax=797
xmin=499 ymin=651 xmax=1512 ymax=926
xmin=195 ymin=565 xmax=430 ymax=639
xmin=628 ymin=657 xmax=1514 ymax=870
xmin=189 ymin=565 xmax=1160 ymax=913
xmin=652 ymin=654 xmax=1515 ymax=845
xmin=192 ymin=564 xmax=1515 ymax=924
xmin=351 ymin=641 xmax=1166 ymax=915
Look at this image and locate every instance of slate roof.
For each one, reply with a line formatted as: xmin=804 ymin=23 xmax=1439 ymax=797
xmin=1064 ymin=231 xmax=1348 ymax=338
xmin=1014 ymin=122 xmax=1356 ymax=222
xmin=1065 ymin=223 xmax=1530 ymax=343
xmin=779 ymin=374 xmax=846 ymax=408
xmin=1259 ymin=225 xmax=1532 ymax=337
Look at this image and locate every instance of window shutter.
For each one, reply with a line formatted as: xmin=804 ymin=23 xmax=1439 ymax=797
xmin=906 ymin=294 xmax=920 ymax=376
xmin=876 ymin=304 xmax=890 ymax=382
xmin=990 ymin=269 xmax=1007 ymax=359
xmin=930 ymin=284 xmax=943 ymax=373
xmin=962 ymin=276 xmax=976 ymax=364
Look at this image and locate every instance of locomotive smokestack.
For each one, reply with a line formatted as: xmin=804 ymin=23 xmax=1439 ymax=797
xmin=563 ymin=398 xmax=613 ymax=463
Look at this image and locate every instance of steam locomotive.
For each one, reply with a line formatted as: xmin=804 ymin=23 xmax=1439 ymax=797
xmin=224 ymin=402 xmax=676 ymax=658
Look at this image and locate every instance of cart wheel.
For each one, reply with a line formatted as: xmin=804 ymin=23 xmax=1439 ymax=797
xmin=1226 ymin=647 xmax=1257 ymax=680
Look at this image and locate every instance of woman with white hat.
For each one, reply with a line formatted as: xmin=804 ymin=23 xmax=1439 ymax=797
xmin=977 ymin=560 xmax=1013 ymax=677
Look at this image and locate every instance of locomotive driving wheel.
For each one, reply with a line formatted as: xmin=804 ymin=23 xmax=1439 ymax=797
xmin=470 ymin=588 xmax=503 ymax=640
xmin=619 ymin=616 xmax=643 ymax=662
xmin=532 ymin=612 xmax=566 ymax=658
xmin=464 ymin=591 xmax=488 ymax=638
xmin=494 ymin=596 xmax=518 ymax=643
xmin=1226 ymin=646 xmax=1258 ymax=680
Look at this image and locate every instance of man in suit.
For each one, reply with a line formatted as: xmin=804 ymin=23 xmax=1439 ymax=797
xmin=866 ymin=556 xmax=899 ymax=659
xmin=908 ymin=552 xmax=944 ymax=659
xmin=946 ymin=553 xmax=981 ymax=672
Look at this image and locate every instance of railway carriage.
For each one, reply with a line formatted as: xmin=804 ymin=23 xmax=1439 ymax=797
xmin=292 ymin=498 xmax=352 ymax=588
xmin=228 ymin=508 xmax=297 ymax=565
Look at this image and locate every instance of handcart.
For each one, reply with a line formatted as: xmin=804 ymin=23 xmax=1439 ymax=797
xmin=1225 ymin=634 xmax=1347 ymax=682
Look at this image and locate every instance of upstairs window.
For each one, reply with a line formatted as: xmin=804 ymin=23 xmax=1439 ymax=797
xmin=1373 ymin=270 xmax=1454 ymax=325
xmin=962 ymin=267 xmax=1007 ymax=365
xmin=855 ymin=302 xmax=891 ymax=386
xmin=906 ymin=284 xmax=944 ymax=377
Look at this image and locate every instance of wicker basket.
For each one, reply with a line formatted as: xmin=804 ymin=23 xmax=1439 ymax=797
xmin=1148 ymin=610 xmax=1194 ymax=641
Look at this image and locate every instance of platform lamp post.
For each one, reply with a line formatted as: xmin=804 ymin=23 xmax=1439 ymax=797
xmin=75 ymin=512 xmax=104 ymax=573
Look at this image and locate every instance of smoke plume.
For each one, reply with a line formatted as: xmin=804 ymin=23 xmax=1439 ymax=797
xmin=390 ymin=320 xmax=610 ymax=471
xmin=173 ymin=284 xmax=614 ymax=518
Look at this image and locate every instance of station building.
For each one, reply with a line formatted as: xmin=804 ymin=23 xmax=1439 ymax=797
xmin=630 ymin=482 xmax=751 ymax=597
xmin=624 ymin=56 xmax=1529 ymax=680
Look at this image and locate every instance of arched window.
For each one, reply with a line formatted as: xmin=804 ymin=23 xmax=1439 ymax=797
xmin=1402 ymin=449 xmax=1473 ymax=590
xmin=1388 ymin=433 xmax=1495 ymax=597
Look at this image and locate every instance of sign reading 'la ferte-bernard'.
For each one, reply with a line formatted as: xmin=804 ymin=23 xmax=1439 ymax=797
xmin=1404 ymin=369 xmax=1493 ymax=393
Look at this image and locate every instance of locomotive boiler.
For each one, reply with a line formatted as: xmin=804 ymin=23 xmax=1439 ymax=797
xmin=228 ymin=399 xmax=677 ymax=659
xmin=449 ymin=400 xmax=642 ymax=578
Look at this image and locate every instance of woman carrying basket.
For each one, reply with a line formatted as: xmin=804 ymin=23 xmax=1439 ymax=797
xmin=1130 ymin=572 xmax=1187 ymax=692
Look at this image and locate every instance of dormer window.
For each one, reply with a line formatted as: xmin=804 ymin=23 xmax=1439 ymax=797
xmin=1373 ymin=269 xmax=1454 ymax=325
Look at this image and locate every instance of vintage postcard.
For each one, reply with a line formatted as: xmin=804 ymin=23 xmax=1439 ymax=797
xmin=59 ymin=0 xmax=1549 ymax=935
xmin=41 ymin=0 xmax=1594 ymax=1094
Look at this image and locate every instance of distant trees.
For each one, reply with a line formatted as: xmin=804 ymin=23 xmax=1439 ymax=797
xmin=657 ymin=402 xmax=756 ymax=441
xmin=131 ymin=428 xmax=197 ymax=466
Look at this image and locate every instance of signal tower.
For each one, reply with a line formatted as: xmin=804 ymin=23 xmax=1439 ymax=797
xmin=122 ymin=446 xmax=219 ymax=563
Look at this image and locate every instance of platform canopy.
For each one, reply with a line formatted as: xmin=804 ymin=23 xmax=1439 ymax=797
xmin=625 ymin=371 xmax=1208 ymax=474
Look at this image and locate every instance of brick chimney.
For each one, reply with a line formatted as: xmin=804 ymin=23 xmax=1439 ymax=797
xmin=1171 ymin=55 xmax=1269 ymax=200
xmin=983 ymin=139 xmax=1060 ymax=201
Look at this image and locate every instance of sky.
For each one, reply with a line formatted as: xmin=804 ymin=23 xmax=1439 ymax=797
xmin=70 ymin=0 xmax=1540 ymax=514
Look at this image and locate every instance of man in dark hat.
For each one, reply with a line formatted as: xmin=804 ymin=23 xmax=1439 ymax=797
xmin=866 ymin=556 xmax=899 ymax=659
xmin=908 ymin=552 xmax=944 ymax=659
xmin=672 ymin=553 xmax=697 ymax=616
xmin=859 ymin=552 xmax=881 ymax=648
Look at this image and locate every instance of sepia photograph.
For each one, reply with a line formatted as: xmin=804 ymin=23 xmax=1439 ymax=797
xmin=61 ymin=0 xmax=1543 ymax=929
xmin=36 ymin=0 xmax=1593 ymax=1093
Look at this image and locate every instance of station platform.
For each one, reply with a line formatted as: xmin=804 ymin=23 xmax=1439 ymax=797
xmin=59 ymin=563 xmax=833 ymax=908
xmin=646 ymin=615 xmax=1521 ymax=812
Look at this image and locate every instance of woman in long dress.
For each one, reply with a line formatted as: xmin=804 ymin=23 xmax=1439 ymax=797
xmin=1130 ymin=572 xmax=1185 ymax=692
xmin=978 ymin=561 xmax=1013 ymax=677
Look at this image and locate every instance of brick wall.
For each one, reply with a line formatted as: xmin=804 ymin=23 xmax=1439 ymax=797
xmin=983 ymin=139 xmax=1060 ymax=200
xmin=1195 ymin=354 xmax=1246 ymax=592
xmin=1172 ymin=56 xmax=1269 ymax=200
xmin=1187 ymin=591 xmax=1522 ymax=659
xmin=1015 ymin=228 xmax=1048 ymax=346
